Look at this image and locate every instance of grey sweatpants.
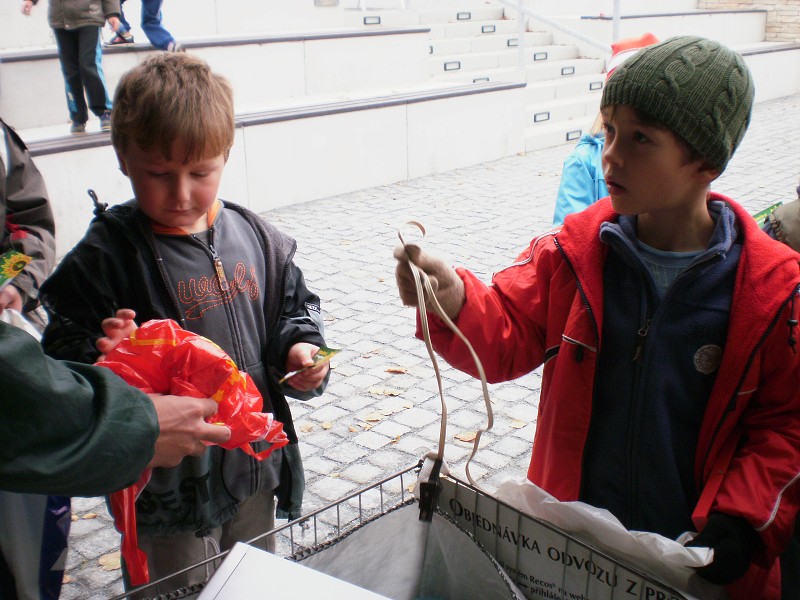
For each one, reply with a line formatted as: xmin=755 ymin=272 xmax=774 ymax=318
xmin=121 ymin=490 xmax=275 ymax=598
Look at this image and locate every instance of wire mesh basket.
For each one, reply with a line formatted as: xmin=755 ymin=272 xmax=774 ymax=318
xmin=117 ymin=462 xmax=713 ymax=600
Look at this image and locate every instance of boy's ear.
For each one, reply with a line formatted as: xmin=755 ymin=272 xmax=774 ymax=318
xmin=696 ymin=162 xmax=721 ymax=184
xmin=115 ymin=149 xmax=129 ymax=176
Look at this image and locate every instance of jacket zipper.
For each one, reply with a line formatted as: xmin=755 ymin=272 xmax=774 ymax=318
xmin=631 ymin=251 xmax=722 ymax=364
xmin=190 ymin=228 xmax=248 ymax=367
xmin=626 ymin=251 xmax=723 ymax=524
xmin=554 ymin=238 xmax=602 ymax=501
xmin=207 ymin=228 xmax=230 ymax=293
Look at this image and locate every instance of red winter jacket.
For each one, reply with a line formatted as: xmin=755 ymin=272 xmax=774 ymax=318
xmin=422 ymin=194 xmax=800 ymax=599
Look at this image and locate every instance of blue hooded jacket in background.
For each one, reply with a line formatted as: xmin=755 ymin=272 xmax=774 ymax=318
xmin=552 ymin=133 xmax=608 ymax=226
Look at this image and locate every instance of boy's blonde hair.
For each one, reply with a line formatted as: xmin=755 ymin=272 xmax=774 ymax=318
xmin=111 ymin=53 xmax=235 ymax=162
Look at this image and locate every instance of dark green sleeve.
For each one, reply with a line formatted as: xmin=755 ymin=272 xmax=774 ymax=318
xmin=0 ymin=322 xmax=158 ymax=496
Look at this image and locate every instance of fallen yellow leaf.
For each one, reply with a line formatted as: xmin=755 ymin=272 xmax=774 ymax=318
xmin=322 ymin=422 xmax=333 ymax=430
xmin=98 ymin=551 xmax=121 ymax=571
xmin=348 ymin=425 xmax=360 ymax=433
xmin=82 ymin=513 xmax=97 ymax=520
xmin=300 ymin=423 xmax=314 ymax=433
xmin=510 ymin=420 xmax=527 ymax=429
xmin=368 ymin=387 xmax=401 ymax=397
xmin=386 ymin=367 xmax=408 ymax=374
xmin=365 ymin=413 xmax=383 ymax=422
xmin=454 ymin=432 xmax=478 ymax=443
xmin=62 ymin=574 xmax=73 ymax=584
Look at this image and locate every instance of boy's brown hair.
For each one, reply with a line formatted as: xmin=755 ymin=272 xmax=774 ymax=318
xmin=111 ymin=53 xmax=235 ymax=162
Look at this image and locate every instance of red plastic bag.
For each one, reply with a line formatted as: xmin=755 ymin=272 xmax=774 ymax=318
xmin=97 ymin=319 xmax=290 ymax=586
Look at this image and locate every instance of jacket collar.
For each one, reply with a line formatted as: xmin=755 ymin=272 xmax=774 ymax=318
xmin=556 ymin=192 xmax=800 ymax=348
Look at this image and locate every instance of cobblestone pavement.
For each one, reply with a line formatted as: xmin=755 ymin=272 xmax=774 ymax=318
xmin=61 ymin=93 xmax=800 ymax=599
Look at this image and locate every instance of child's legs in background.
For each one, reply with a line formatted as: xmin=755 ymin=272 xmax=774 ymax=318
xmin=121 ymin=491 xmax=275 ymax=598
xmin=0 ymin=492 xmax=70 ymax=600
xmin=75 ymin=27 xmax=112 ymax=118
xmin=52 ymin=28 xmax=88 ymax=124
xmin=121 ymin=529 xmax=219 ymax=600
xmin=140 ymin=0 xmax=175 ymax=50
xmin=118 ymin=0 xmax=132 ymax=33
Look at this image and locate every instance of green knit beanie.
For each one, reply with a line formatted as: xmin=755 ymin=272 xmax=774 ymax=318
xmin=601 ymin=35 xmax=754 ymax=172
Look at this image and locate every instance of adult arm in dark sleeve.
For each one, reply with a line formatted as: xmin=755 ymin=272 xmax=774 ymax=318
xmin=269 ymin=262 xmax=329 ymax=400
xmin=1 ymin=120 xmax=55 ymax=311
xmin=1 ymin=322 xmax=232 ymax=496
xmin=0 ymin=321 xmax=158 ymax=496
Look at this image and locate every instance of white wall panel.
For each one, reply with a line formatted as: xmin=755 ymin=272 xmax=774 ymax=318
xmin=407 ymin=87 xmax=524 ymax=178
xmin=242 ymin=106 xmax=408 ymax=212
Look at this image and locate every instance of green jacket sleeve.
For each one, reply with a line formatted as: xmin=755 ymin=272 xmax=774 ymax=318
xmin=0 ymin=322 xmax=158 ymax=496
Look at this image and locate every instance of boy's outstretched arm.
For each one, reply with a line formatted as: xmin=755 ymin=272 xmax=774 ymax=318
xmin=393 ymin=243 xmax=465 ymax=320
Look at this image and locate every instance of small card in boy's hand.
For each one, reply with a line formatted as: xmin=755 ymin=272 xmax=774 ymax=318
xmin=279 ymin=346 xmax=341 ymax=383
xmin=0 ymin=250 xmax=32 ymax=291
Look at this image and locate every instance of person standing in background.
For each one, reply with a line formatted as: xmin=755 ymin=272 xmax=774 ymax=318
xmin=20 ymin=0 xmax=119 ymax=134
xmin=0 ymin=115 xmax=62 ymax=600
xmin=106 ymin=0 xmax=182 ymax=52
xmin=0 ymin=117 xmax=55 ymax=329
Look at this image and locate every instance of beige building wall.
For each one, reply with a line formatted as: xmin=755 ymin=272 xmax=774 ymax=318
xmin=697 ymin=1 xmax=800 ymax=42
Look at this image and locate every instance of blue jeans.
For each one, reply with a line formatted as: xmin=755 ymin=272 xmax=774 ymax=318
xmin=119 ymin=0 xmax=176 ymax=50
xmin=52 ymin=26 xmax=112 ymax=123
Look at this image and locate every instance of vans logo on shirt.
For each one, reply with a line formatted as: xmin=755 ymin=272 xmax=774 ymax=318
xmin=178 ymin=261 xmax=260 ymax=320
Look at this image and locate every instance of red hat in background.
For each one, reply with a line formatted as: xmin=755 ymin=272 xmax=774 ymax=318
xmin=606 ymin=32 xmax=660 ymax=79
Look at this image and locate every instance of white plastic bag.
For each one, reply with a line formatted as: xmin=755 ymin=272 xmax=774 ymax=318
xmin=492 ymin=478 xmax=727 ymax=600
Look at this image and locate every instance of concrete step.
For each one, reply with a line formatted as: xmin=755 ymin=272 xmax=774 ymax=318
xmin=524 ymin=114 xmax=594 ymax=152
xmin=430 ymin=56 xmax=604 ymax=87
xmin=429 ymin=31 xmax=551 ymax=55
xmin=428 ymin=18 xmax=523 ymax=39
xmin=546 ymin=9 xmax=768 ymax=47
xmin=0 ymin=27 xmax=432 ymax=130
xmin=416 ymin=6 xmax=506 ymax=24
xmin=739 ymin=42 xmax=800 ymax=103
xmin=524 ymin=72 xmax=605 ymax=103
xmin=525 ymin=93 xmax=602 ymax=128
xmin=429 ymin=45 xmax=584 ymax=76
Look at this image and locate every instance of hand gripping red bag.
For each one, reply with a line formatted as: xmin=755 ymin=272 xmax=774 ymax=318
xmin=96 ymin=319 xmax=290 ymax=586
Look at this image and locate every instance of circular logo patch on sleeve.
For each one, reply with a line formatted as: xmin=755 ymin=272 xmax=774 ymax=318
xmin=694 ymin=344 xmax=723 ymax=374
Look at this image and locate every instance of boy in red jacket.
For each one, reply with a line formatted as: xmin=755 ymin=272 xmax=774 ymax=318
xmin=395 ymin=36 xmax=800 ymax=599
